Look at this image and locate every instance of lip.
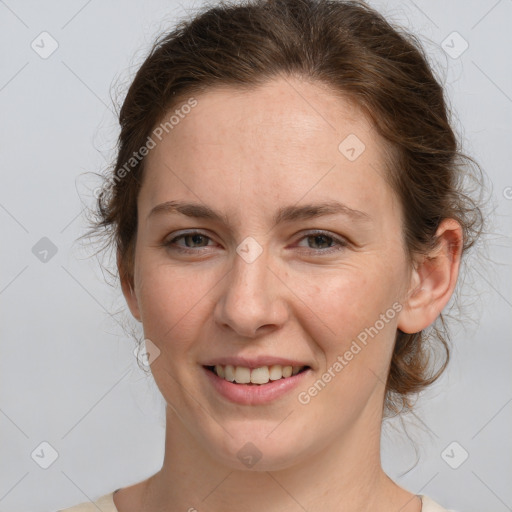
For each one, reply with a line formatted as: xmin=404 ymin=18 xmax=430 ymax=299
xmin=200 ymin=356 xmax=311 ymax=369
xmin=202 ymin=365 xmax=312 ymax=405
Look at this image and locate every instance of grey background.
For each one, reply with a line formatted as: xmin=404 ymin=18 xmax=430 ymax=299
xmin=0 ymin=1 xmax=511 ymax=511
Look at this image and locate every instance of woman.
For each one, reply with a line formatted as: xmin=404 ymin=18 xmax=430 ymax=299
xmin=61 ymin=0 xmax=482 ymax=510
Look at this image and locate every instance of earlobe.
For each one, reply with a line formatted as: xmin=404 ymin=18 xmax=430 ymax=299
xmin=397 ymin=219 xmax=463 ymax=334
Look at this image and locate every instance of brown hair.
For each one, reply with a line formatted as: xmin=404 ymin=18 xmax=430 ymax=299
xmin=86 ymin=0 xmax=484 ymax=415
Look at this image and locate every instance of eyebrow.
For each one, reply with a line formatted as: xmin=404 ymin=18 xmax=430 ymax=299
xmin=147 ymin=200 xmax=372 ymax=227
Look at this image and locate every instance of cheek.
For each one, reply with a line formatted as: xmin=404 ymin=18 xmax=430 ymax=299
xmin=293 ymin=269 xmax=400 ymax=415
xmin=136 ymin=259 xmax=217 ymax=347
xmin=302 ymin=265 xmax=396 ymax=322
xmin=293 ymin=263 xmax=401 ymax=363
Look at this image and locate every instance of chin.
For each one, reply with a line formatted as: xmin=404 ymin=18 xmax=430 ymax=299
xmin=203 ymin=425 xmax=311 ymax=472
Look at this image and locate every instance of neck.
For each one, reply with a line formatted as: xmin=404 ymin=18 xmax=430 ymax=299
xmin=140 ymin=401 xmax=419 ymax=512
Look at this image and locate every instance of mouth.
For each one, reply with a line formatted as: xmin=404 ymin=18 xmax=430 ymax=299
xmin=203 ymin=364 xmax=310 ymax=385
xmin=202 ymin=363 xmax=312 ymax=405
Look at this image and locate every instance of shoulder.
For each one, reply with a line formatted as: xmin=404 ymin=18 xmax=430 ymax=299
xmin=421 ymin=494 xmax=460 ymax=512
xmin=57 ymin=491 xmax=118 ymax=512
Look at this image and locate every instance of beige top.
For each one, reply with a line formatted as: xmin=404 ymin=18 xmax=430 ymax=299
xmin=57 ymin=490 xmax=455 ymax=511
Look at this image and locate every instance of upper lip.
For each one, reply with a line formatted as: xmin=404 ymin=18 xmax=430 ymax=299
xmin=201 ymin=356 xmax=311 ymax=369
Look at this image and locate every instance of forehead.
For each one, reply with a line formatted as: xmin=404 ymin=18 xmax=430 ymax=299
xmin=140 ymin=76 xmax=398 ymax=226
xmin=158 ymin=77 xmax=369 ymax=152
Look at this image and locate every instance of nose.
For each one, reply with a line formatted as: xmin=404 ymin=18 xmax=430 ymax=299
xmin=214 ymin=244 xmax=289 ymax=338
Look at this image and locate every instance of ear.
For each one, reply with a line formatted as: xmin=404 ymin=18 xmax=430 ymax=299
xmin=397 ymin=218 xmax=463 ymax=334
xmin=118 ymin=250 xmax=142 ymax=323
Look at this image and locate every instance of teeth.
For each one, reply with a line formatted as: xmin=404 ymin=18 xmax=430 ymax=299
xmin=269 ymin=365 xmax=283 ymax=381
xmin=210 ymin=364 xmax=306 ymax=385
xmin=224 ymin=364 xmax=235 ymax=382
xmin=251 ymin=366 xmax=269 ymax=384
xmin=214 ymin=365 xmax=225 ymax=379
xmin=235 ymin=366 xmax=251 ymax=384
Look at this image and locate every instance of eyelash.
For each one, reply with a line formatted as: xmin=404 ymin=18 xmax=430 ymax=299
xmin=163 ymin=230 xmax=348 ymax=255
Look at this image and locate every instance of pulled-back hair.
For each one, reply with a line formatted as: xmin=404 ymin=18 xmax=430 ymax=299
xmin=87 ymin=0 xmax=484 ymax=414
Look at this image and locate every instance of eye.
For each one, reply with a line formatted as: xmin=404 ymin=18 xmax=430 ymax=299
xmin=162 ymin=229 xmax=348 ymax=255
xmin=163 ymin=231 xmax=216 ymax=253
xmin=295 ymin=230 xmax=348 ymax=254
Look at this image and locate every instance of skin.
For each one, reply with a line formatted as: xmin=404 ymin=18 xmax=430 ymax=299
xmin=115 ymin=75 xmax=462 ymax=512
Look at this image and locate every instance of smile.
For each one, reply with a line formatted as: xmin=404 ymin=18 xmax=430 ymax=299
xmin=202 ymin=364 xmax=312 ymax=405
xmin=205 ymin=364 xmax=309 ymax=384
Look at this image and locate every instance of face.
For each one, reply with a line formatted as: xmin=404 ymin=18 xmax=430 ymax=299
xmin=123 ymin=76 xmax=414 ymax=470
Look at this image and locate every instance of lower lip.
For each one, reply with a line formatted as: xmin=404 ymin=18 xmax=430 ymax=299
xmin=202 ymin=366 xmax=311 ymax=405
